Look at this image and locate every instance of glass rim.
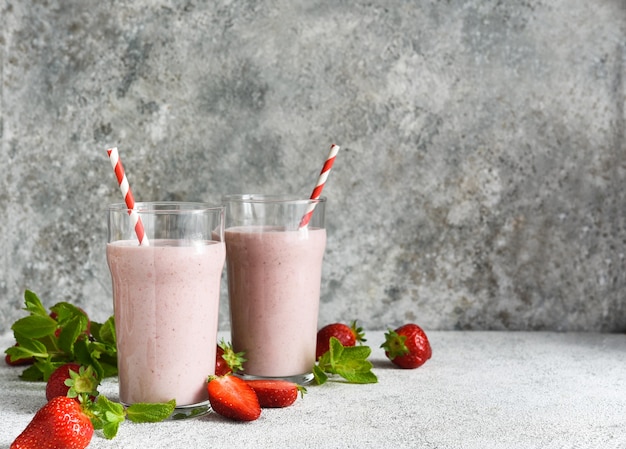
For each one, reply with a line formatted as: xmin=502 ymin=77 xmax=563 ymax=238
xmin=222 ymin=194 xmax=326 ymax=205
xmin=108 ymin=201 xmax=225 ymax=214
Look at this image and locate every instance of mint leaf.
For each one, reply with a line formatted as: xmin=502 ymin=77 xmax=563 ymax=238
xmin=23 ymin=290 xmax=48 ymax=316
xmin=50 ymin=302 xmax=84 ymax=323
xmin=338 ymin=344 xmax=372 ymax=360
xmin=328 ymin=336 xmax=345 ymax=364
xmin=314 ymin=337 xmax=378 ymax=384
xmin=126 ymin=399 xmax=176 ymax=423
xmin=6 ymin=289 xmax=118 ymax=383
xmin=57 ymin=315 xmax=87 ymax=354
xmin=335 ymin=358 xmax=378 ymax=384
xmin=74 ymin=338 xmax=118 ymax=379
xmin=36 ymin=358 xmax=66 ymax=381
xmin=99 ymin=316 xmax=117 ymax=345
xmin=312 ymin=364 xmax=328 ymax=385
xmin=92 ymin=395 xmax=126 ymax=439
xmin=88 ymin=396 xmax=176 ymax=440
xmin=74 ymin=339 xmax=105 ymax=380
xmin=7 ymin=337 xmax=47 ymax=359
xmin=18 ymin=364 xmax=42 ymax=381
xmin=12 ymin=315 xmax=57 ymax=339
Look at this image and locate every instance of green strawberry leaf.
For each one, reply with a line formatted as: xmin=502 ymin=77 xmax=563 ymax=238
xmin=65 ymin=365 xmax=100 ymax=398
xmin=126 ymin=399 xmax=176 ymax=423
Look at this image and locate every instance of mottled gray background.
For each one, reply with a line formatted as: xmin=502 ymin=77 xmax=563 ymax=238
xmin=1 ymin=0 xmax=625 ymax=333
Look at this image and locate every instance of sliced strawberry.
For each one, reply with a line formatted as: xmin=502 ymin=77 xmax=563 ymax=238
xmin=381 ymin=323 xmax=432 ymax=369
xmin=245 ymin=379 xmax=306 ymax=408
xmin=215 ymin=339 xmax=246 ymax=376
xmin=316 ymin=320 xmax=365 ymax=359
xmin=46 ymin=363 xmax=99 ymax=402
xmin=10 ymin=396 xmax=93 ymax=449
xmin=207 ymin=375 xmax=261 ymax=421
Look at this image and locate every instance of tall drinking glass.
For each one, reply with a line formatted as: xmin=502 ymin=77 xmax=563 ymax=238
xmin=223 ymin=194 xmax=326 ymax=384
xmin=107 ymin=202 xmax=225 ymax=418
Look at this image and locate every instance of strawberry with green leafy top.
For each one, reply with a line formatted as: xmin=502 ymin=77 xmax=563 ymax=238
xmin=316 ymin=320 xmax=365 ymax=359
xmin=11 ymin=394 xmax=177 ymax=448
xmin=245 ymin=379 xmax=306 ymax=408
xmin=7 ymin=289 xmax=177 ymax=445
xmin=381 ymin=323 xmax=432 ymax=369
xmin=45 ymin=363 xmax=99 ymax=402
xmin=215 ymin=339 xmax=246 ymax=376
xmin=11 ymin=396 xmax=94 ymax=449
xmin=207 ymin=375 xmax=261 ymax=421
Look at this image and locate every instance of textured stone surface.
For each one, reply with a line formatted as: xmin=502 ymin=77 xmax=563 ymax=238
xmin=1 ymin=0 xmax=625 ymax=333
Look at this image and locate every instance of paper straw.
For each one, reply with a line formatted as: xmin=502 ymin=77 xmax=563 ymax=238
xmin=106 ymin=147 xmax=149 ymax=246
xmin=299 ymin=144 xmax=340 ymax=229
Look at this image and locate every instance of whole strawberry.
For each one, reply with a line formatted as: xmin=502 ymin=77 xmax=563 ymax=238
xmin=207 ymin=375 xmax=261 ymax=421
xmin=316 ymin=320 xmax=365 ymax=359
xmin=46 ymin=363 xmax=99 ymax=402
xmin=245 ymin=379 xmax=306 ymax=408
xmin=11 ymin=396 xmax=94 ymax=449
xmin=381 ymin=323 xmax=432 ymax=369
xmin=215 ymin=339 xmax=246 ymax=377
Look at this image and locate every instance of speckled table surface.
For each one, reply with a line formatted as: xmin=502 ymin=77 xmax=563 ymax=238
xmin=2 ymin=330 xmax=625 ymax=449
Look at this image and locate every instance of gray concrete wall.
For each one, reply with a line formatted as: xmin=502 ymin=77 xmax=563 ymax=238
xmin=1 ymin=0 xmax=625 ymax=333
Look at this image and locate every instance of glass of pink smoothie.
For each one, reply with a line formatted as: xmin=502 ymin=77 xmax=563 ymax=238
xmin=223 ymin=194 xmax=327 ymax=384
xmin=107 ymin=202 xmax=225 ymax=418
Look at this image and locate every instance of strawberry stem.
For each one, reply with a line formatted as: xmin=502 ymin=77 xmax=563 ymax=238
xmin=380 ymin=329 xmax=410 ymax=359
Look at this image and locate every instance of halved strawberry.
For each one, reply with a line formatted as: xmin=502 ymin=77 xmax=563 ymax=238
xmin=316 ymin=320 xmax=365 ymax=359
xmin=46 ymin=363 xmax=99 ymax=402
xmin=245 ymin=379 xmax=306 ymax=408
xmin=10 ymin=396 xmax=94 ymax=449
xmin=206 ymin=375 xmax=261 ymax=421
xmin=381 ymin=323 xmax=432 ymax=369
xmin=215 ymin=339 xmax=246 ymax=376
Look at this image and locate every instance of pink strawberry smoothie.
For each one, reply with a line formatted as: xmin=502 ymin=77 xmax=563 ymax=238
xmin=106 ymin=239 xmax=225 ymax=406
xmin=225 ymin=226 xmax=326 ymax=379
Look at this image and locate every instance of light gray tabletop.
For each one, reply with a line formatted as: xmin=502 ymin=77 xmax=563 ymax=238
xmin=2 ymin=330 xmax=625 ymax=449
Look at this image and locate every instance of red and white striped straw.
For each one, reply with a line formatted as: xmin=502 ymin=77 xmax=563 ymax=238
xmin=299 ymin=143 xmax=340 ymax=229
xmin=106 ymin=147 xmax=149 ymax=246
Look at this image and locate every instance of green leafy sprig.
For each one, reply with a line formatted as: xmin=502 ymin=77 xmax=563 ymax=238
xmin=313 ymin=337 xmax=378 ymax=385
xmin=88 ymin=396 xmax=177 ymax=439
xmin=5 ymin=290 xmax=118 ymax=381
xmin=6 ymin=290 xmax=177 ymax=439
